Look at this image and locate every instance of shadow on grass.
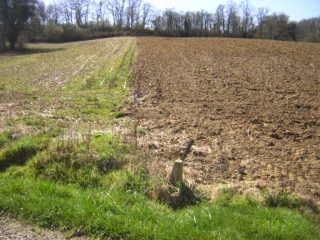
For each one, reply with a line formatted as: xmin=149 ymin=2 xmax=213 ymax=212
xmin=0 ymin=47 xmax=66 ymax=56
xmin=0 ymin=135 xmax=49 ymax=173
xmin=160 ymin=183 xmax=203 ymax=210
xmin=265 ymin=191 xmax=320 ymax=215
xmin=0 ymin=145 xmax=38 ymax=172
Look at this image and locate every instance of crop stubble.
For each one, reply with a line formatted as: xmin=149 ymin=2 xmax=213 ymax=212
xmin=131 ymin=38 xmax=320 ymax=204
xmin=0 ymin=38 xmax=134 ymax=135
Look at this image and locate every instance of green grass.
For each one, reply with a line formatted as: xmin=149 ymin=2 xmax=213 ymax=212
xmin=0 ymin=175 xmax=319 ymax=239
xmin=0 ymin=38 xmax=319 ymax=239
xmin=0 ymin=134 xmax=50 ymax=172
xmin=0 ymin=131 xmax=10 ymax=148
xmin=31 ymin=133 xmax=129 ymax=188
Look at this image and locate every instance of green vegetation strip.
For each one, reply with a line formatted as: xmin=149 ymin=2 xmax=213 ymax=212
xmin=0 ymin=175 xmax=319 ymax=239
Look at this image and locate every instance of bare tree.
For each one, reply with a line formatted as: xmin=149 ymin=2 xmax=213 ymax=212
xmin=240 ymin=0 xmax=255 ymax=37
xmin=69 ymin=0 xmax=91 ymax=26
xmin=59 ymin=0 xmax=73 ymax=24
xmin=35 ymin=1 xmax=46 ymax=24
xmin=256 ymin=7 xmax=269 ymax=38
xmin=93 ymin=0 xmax=108 ymax=23
xmin=151 ymin=9 xmax=165 ymax=35
xmin=26 ymin=0 xmax=46 ymax=40
xmin=263 ymin=13 xmax=289 ymax=40
xmin=276 ymin=13 xmax=290 ymax=40
xmin=225 ymin=1 xmax=239 ymax=35
xmin=214 ymin=4 xmax=225 ymax=35
xmin=140 ymin=2 xmax=153 ymax=29
xmin=125 ymin=0 xmax=141 ymax=29
xmin=83 ymin=0 xmax=92 ymax=24
xmin=46 ymin=1 xmax=61 ymax=24
xmin=203 ymin=11 xmax=214 ymax=35
xmin=105 ymin=0 xmax=126 ymax=28
xmin=163 ymin=8 xmax=175 ymax=36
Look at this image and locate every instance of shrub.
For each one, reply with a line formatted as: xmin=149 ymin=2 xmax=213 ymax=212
xmin=17 ymin=35 xmax=28 ymax=49
xmin=62 ymin=25 xmax=90 ymax=42
xmin=44 ymin=24 xmax=64 ymax=43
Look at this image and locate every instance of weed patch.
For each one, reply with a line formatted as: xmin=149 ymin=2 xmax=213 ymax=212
xmin=264 ymin=191 xmax=302 ymax=209
xmin=264 ymin=191 xmax=319 ymax=215
xmin=31 ymin=134 xmax=128 ymax=188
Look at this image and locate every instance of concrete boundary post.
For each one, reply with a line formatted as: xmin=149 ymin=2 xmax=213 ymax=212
xmin=169 ymin=139 xmax=194 ymax=185
xmin=169 ymin=160 xmax=183 ymax=185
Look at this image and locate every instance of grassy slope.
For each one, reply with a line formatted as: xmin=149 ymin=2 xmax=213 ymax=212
xmin=0 ymin=176 xmax=319 ymax=239
xmin=0 ymin=38 xmax=319 ymax=239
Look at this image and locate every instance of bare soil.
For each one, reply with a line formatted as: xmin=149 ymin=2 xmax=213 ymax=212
xmin=130 ymin=37 xmax=320 ymax=204
xmin=0 ymin=215 xmax=89 ymax=239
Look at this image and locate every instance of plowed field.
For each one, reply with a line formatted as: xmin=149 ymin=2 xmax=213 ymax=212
xmin=130 ymin=38 xmax=320 ymax=204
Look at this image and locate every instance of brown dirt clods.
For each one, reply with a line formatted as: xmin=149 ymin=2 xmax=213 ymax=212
xmin=130 ymin=38 xmax=320 ymax=204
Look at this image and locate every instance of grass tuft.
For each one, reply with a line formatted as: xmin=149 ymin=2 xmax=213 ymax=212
xmin=264 ymin=191 xmax=302 ymax=209
xmin=32 ymin=134 xmax=128 ymax=188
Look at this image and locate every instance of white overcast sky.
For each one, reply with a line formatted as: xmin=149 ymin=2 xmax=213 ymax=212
xmin=43 ymin=0 xmax=320 ymax=22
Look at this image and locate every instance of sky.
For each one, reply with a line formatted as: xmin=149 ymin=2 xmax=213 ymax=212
xmin=43 ymin=0 xmax=320 ymax=22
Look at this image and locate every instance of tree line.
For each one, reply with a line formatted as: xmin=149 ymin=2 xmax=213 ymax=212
xmin=0 ymin=0 xmax=319 ymax=50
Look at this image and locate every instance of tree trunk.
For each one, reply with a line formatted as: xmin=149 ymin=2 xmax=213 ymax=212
xmin=0 ymin=23 xmax=5 ymax=50
xmin=9 ymin=30 xmax=17 ymax=50
xmin=9 ymin=38 xmax=15 ymax=50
